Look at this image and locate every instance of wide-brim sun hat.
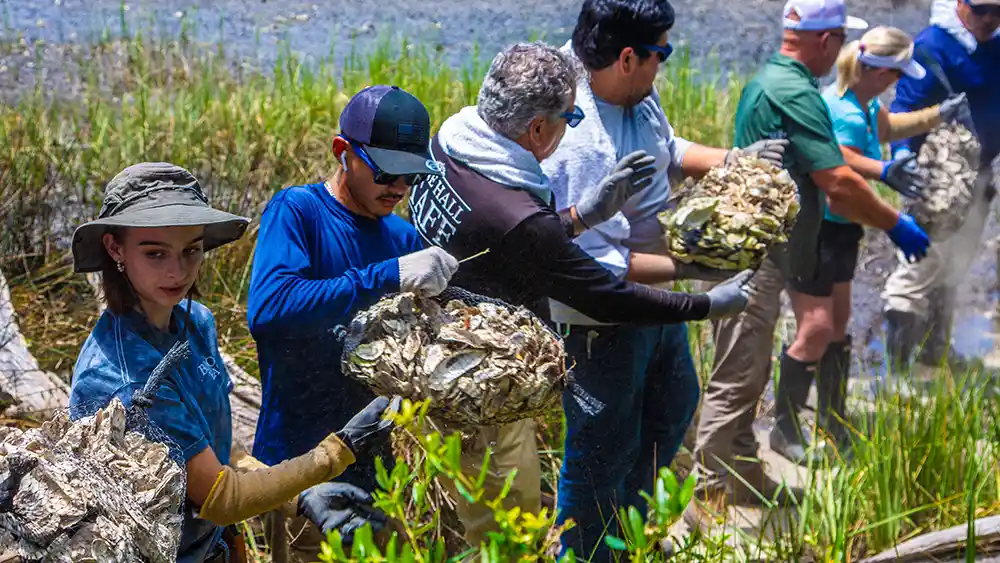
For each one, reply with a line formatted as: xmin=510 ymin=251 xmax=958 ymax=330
xmin=72 ymin=162 xmax=250 ymax=273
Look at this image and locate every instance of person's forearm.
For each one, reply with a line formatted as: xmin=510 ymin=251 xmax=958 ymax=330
xmin=626 ymin=252 xmax=680 ymax=284
xmin=680 ymin=144 xmax=729 ymax=178
xmin=816 ymin=167 xmax=899 ymax=230
xmin=841 ymin=147 xmax=884 ymax=181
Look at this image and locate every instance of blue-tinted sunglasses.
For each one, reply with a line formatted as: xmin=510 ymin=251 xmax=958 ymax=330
xmin=345 ymin=138 xmax=425 ymax=186
xmin=641 ymin=42 xmax=674 ymax=63
xmin=966 ymin=0 xmax=1000 ymax=16
xmin=561 ymin=105 xmax=585 ymax=128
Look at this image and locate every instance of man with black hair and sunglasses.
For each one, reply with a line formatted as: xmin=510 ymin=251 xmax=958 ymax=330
xmin=538 ymin=0 xmax=788 ymax=558
xmin=246 ymin=85 xmax=458 ymax=561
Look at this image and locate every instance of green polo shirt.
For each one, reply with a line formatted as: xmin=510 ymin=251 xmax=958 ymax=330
xmin=733 ymin=53 xmax=845 ymax=280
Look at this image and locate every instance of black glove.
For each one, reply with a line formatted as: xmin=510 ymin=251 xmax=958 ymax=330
xmin=335 ymin=396 xmax=401 ymax=458
xmin=0 ymin=453 xmax=37 ymax=512
xmin=881 ymin=155 xmax=927 ymax=200
xmin=298 ymin=482 xmax=388 ymax=546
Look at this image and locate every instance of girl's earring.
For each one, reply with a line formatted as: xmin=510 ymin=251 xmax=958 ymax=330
xmin=116 ymin=261 xmax=125 ymax=273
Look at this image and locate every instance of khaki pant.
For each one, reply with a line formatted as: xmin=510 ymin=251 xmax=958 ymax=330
xmin=442 ymin=418 xmax=542 ymax=547
xmin=264 ymin=419 xmax=541 ymax=560
xmin=882 ymin=185 xmax=991 ymax=319
xmin=692 ymin=256 xmax=786 ymax=490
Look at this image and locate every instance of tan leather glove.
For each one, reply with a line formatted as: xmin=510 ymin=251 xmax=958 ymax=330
xmin=883 ymin=106 xmax=941 ymax=143
xmin=198 ymin=432 xmax=356 ymax=526
xmin=228 ymin=445 xmax=299 ymax=518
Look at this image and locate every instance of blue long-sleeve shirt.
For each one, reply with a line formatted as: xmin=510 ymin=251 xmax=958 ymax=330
xmin=890 ymin=24 xmax=1000 ymax=165
xmin=247 ymin=183 xmax=421 ymax=489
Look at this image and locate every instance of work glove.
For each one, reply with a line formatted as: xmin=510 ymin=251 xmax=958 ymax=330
xmin=880 ymin=155 xmax=927 ymax=200
xmin=298 ymin=482 xmax=388 ymax=546
xmin=939 ymin=92 xmax=972 ymax=127
xmin=704 ymin=269 xmax=753 ymax=320
xmin=887 ymin=212 xmax=930 ymax=263
xmin=725 ymin=138 xmax=790 ymax=169
xmin=398 ymin=247 xmax=459 ymax=297
xmin=575 ymin=150 xmax=658 ymax=228
xmin=335 ymin=396 xmax=401 ymax=459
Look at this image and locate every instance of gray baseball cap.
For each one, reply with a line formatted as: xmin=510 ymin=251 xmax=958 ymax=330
xmin=72 ymin=162 xmax=250 ymax=273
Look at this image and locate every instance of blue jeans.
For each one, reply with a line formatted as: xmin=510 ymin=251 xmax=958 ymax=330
xmin=556 ymin=323 xmax=699 ymax=562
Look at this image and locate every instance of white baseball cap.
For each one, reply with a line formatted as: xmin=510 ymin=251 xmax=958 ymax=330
xmin=857 ymin=45 xmax=926 ymax=79
xmin=783 ymin=0 xmax=869 ymax=31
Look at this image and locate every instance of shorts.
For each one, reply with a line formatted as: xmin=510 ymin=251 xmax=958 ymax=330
xmin=787 ymin=220 xmax=864 ymax=297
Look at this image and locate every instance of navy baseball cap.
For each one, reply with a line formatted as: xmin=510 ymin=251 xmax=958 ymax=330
xmin=339 ymin=85 xmax=440 ymax=177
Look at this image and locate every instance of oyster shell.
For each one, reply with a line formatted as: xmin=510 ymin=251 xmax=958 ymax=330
xmin=342 ymin=293 xmax=567 ymax=428
xmin=904 ymin=123 xmax=981 ymax=238
xmin=0 ymin=398 xmax=184 ymax=562
xmin=658 ymin=156 xmax=800 ymax=270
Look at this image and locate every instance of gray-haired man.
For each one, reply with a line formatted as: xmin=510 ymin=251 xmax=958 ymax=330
xmin=408 ymin=41 xmax=751 ymax=548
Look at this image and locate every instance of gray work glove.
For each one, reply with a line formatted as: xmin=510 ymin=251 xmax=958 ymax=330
xmin=398 ymin=247 xmax=459 ymax=297
xmin=576 ymin=150 xmax=658 ymax=228
xmin=724 ymin=139 xmax=790 ymax=169
xmin=881 ymin=155 xmax=927 ymax=200
xmin=298 ymin=482 xmax=388 ymax=546
xmin=335 ymin=396 xmax=401 ymax=458
xmin=939 ymin=92 xmax=972 ymax=126
xmin=705 ymin=269 xmax=753 ymax=320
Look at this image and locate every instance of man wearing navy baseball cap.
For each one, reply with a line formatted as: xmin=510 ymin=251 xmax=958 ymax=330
xmin=688 ymin=0 xmax=933 ymax=532
xmin=246 ymin=85 xmax=459 ymax=559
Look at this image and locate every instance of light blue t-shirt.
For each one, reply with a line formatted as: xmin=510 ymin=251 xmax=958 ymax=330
xmin=71 ymin=300 xmax=234 ymax=563
xmin=822 ymin=84 xmax=883 ymax=223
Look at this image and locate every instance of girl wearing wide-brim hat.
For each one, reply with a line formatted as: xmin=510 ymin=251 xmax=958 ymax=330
xmin=70 ymin=162 xmax=398 ymax=562
xmin=768 ymin=26 xmax=973 ymax=467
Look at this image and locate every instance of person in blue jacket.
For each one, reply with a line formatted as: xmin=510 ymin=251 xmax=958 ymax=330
xmin=246 ymin=85 xmax=459 ymax=561
xmin=881 ymin=0 xmax=1000 ymax=373
xmin=69 ymin=162 xmax=398 ymax=563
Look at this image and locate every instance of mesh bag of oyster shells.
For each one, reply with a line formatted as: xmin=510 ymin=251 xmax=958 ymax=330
xmin=658 ymin=156 xmax=800 ymax=271
xmin=340 ymin=286 xmax=567 ymax=429
xmin=0 ymin=343 xmax=188 ymax=562
xmin=903 ymin=123 xmax=981 ymax=238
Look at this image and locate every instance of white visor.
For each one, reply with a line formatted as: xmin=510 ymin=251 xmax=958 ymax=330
xmin=857 ymin=50 xmax=926 ymax=79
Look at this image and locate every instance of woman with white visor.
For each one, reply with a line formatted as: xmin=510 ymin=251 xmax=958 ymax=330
xmin=769 ymin=26 xmax=972 ymax=465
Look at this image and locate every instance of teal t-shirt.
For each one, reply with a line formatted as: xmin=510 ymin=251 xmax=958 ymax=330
xmin=821 ymin=84 xmax=882 ymax=223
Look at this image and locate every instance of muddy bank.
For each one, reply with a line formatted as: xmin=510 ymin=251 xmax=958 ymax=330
xmin=4 ymin=0 xmax=932 ymax=71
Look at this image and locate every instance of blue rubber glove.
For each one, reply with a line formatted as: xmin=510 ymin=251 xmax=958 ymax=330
xmin=887 ymin=213 xmax=930 ymax=263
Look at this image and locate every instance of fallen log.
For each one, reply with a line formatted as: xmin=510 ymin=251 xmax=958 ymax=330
xmin=0 ymin=268 xmax=70 ymax=418
xmin=858 ymin=515 xmax=1000 ymax=563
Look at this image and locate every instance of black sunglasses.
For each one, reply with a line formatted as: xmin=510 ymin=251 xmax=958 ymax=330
xmin=640 ymin=42 xmax=674 ymax=63
xmin=346 ymin=139 xmax=425 ymax=186
xmin=966 ymin=0 xmax=1000 ymax=16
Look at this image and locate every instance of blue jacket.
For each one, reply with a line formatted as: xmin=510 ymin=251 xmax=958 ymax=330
xmin=890 ymin=24 xmax=1000 ymax=164
xmin=71 ymin=301 xmax=233 ymax=563
xmin=246 ymin=183 xmax=421 ymax=490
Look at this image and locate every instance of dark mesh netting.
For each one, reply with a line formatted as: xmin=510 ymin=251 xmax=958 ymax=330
xmin=338 ymin=287 xmax=568 ymax=428
xmin=0 ymin=341 xmax=189 ymax=562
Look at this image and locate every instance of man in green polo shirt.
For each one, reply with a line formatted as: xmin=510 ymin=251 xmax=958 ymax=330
xmin=686 ymin=0 xmax=932 ymax=530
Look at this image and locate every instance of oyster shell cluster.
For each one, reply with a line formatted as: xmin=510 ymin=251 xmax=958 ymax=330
xmin=904 ymin=123 xmax=981 ymax=238
xmin=0 ymin=398 xmax=184 ymax=562
xmin=658 ymin=156 xmax=800 ymax=270
xmin=342 ymin=293 xmax=567 ymax=428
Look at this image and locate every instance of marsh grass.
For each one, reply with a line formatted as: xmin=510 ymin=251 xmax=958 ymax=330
xmin=1 ymin=25 xmax=997 ymax=562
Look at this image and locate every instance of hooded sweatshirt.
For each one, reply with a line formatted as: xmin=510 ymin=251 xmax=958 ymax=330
xmin=408 ymin=106 xmax=711 ymax=324
xmin=890 ymin=4 xmax=1000 ymax=164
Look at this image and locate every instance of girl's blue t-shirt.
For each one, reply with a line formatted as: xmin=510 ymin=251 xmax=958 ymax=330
xmin=821 ymin=84 xmax=883 ymax=224
xmin=70 ymin=300 xmax=233 ymax=563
